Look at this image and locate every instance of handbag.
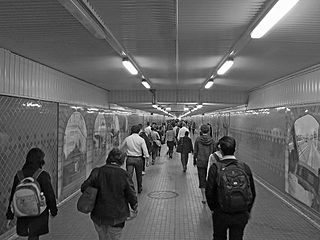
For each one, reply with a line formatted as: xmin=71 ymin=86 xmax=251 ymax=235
xmin=77 ymin=186 xmax=98 ymax=214
xmin=176 ymin=139 xmax=183 ymax=153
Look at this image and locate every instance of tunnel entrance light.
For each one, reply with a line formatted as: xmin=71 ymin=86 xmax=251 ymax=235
xmin=122 ymin=58 xmax=138 ymax=75
xmin=217 ymin=58 xmax=234 ymax=75
xmin=250 ymin=0 xmax=300 ymax=39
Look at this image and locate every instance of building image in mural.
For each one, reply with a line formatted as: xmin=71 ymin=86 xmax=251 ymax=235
xmin=287 ymin=114 xmax=320 ymax=212
xmin=110 ymin=115 xmax=120 ymax=147
xmin=93 ymin=113 xmax=107 ymax=166
xmin=62 ymin=111 xmax=87 ymax=192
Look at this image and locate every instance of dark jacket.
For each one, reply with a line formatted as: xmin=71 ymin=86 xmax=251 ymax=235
xmin=81 ymin=164 xmax=137 ymax=226
xmin=6 ymin=166 xmax=58 ymax=237
xmin=178 ymin=136 xmax=193 ymax=154
xmin=193 ymin=134 xmax=215 ymax=168
xmin=205 ymin=158 xmax=256 ymax=213
xmin=139 ymin=131 xmax=151 ymax=154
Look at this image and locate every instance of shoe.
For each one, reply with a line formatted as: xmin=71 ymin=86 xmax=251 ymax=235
xmin=138 ymin=188 xmax=142 ymax=194
xmin=201 ymin=200 xmax=206 ymax=204
xmin=183 ymin=169 xmax=186 ymax=172
xmin=142 ymin=171 xmax=146 ymax=175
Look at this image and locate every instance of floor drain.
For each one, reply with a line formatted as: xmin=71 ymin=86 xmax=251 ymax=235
xmin=147 ymin=191 xmax=179 ymax=199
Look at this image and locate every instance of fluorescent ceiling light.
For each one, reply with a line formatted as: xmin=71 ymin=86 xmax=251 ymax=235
xmin=250 ymin=0 xmax=300 ymax=39
xmin=58 ymin=0 xmax=105 ymax=39
xmin=141 ymin=79 xmax=151 ymax=89
xmin=205 ymin=79 xmax=214 ymax=89
xmin=217 ymin=58 xmax=234 ymax=75
xmin=122 ymin=58 xmax=138 ymax=75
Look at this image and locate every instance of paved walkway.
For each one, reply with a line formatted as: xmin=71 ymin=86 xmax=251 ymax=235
xmin=10 ymin=145 xmax=320 ymax=240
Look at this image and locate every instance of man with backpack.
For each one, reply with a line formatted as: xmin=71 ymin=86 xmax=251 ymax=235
xmin=205 ymin=136 xmax=256 ymax=240
xmin=6 ymin=148 xmax=58 ymax=240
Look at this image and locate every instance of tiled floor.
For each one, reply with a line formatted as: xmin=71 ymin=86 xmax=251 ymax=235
xmin=10 ymin=145 xmax=320 ymax=240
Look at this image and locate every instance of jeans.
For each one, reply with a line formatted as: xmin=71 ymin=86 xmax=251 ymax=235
xmin=126 ymin=156 xmax=143 ymax=192
xmin=212 ymin=211 xmax=249 ymax=240
xmin=180 ymin=153 xmax=189 ymax=170
xmin=94 ymin=222 xmax=123 ymax=240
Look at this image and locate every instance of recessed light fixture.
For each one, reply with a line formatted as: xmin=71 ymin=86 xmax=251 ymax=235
xmin=217 ymin=58 xmax=234 ymax=75
xmin=251 ymin=0 xmax=300 ymax=39
xmin=205 ymin=79 xmax=214 ymax=89
xmin=141 ymin=79 xmax=151 ymax=89
xmin=122 ymin=58 xmax=138 ymax=75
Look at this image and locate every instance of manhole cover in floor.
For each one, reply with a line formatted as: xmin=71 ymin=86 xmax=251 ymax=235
xmin=147 ymin=191 xmax=179 ymax=199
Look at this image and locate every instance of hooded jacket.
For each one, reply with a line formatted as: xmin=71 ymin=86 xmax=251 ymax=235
xmin=194 ymin=134 xmax=215 ymax=168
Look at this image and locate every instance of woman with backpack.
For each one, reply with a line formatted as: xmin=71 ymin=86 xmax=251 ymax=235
xmin=6 ymin=148 xmax=58 ymax=240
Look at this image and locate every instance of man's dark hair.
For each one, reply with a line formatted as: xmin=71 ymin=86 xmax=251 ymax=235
xmin=184 ymin=131 xmax=189 ymax=137
xmin=131 ymin=125 xmax=140 ymax=134
xmin=106 ymin=148 xmax=126 ymax=165
xmin=200 ymin=124 xmax=209 ymax=134
xmin=218 ymin=136 xmax=236 ymax=155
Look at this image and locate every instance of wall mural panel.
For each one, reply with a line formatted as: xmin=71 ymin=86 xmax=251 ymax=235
xmin=0 ymin=96 xmax=57 ymax=236
xmin=93 ymin=113 xmax=107 ymax=167
xmin=58 ymin=106 xmax=88 ymax=200
xmin=229 ymin=109 xmax=287 ymax=191
xmin=286 ymin=106 xmax=320 ymax=212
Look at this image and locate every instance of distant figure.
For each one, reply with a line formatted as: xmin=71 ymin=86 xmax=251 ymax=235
xmin=207 ymin=123 xmax=213 ymax=138
xmin=165 ymin=124 xmax=175 ymax=159
xmin=193 ymin=124 xmax=216 ymax=204
xmin=120 ymin=125 xmax=150 ymax=193
xmin=177 ymin=131 xmax=193 ymax=172
xmin=6 ymin=148 xmax=58 ymax=240
xmin=206 ymin=136 xmax=256 ymax=240
xmin=81 ymin=148 xmax=138 ymax=240
xmin=192 ymin=121 xmax=196 ymax=135
xmin=144 ymin=122 xmax=152 ymax=137
xmin=150 ymin=127 xmax=161 ymax=164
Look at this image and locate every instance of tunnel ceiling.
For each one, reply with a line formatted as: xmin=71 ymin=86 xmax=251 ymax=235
xmin=0 ymin=0 xmax=319 ymax=116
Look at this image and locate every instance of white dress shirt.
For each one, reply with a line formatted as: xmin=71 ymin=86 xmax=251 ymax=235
xmin=177 ymin=126 xmax=189 ymax=140
xmin=121 ymin=133 xmax=150 ymax=158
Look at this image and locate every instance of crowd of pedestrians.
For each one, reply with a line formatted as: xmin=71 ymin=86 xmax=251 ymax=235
xmin=6 ymin=120 xmax=255 ymax=240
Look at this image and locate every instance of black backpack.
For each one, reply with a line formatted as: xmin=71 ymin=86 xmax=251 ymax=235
xmin=216 ymin=160 xmax=253 ymax=213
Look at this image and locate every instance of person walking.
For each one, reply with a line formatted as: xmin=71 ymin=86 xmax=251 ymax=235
xmin=150 ymin=127 xmax=161 ymax=164
xmin=6 ymin=148 xmax=58 ymax=240
xmin=177 ymin=121 xmax=189 ymax=141
xmin=165 ymin=124 xmax=175 ymax=159
xmin=205 ymin=136 xmax=256 ymax=240
xmin=138 ymin=123 xmax=152 ymax=175
xmin=193 ymin=124 xmax=216 ymax=204
xmin=81 ymin=148 xmax=138 ymax=240
xmin=120 ymin=125 xmax=150 ymax=193
xmin=177 ymin=131 xmax=193 ymax=172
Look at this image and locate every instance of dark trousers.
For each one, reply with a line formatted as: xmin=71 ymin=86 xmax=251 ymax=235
xmin=212 ymin=211 xmax=249 ymax=240
xmin=126 ymin=156 xmax=143 ymax=192
xmin=180 ymin=153 xmax=188 ymax=170
xmin=142 ymin=157 xmax=146 ymax=171
xmin=167 ymin=141 xmax=174 ymax=158
xmin=151 ymin=144 xmax=159 ymax=162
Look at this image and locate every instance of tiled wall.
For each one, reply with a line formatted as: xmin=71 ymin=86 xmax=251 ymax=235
xmin=0 ymin=96 xmax=58 ymax=235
